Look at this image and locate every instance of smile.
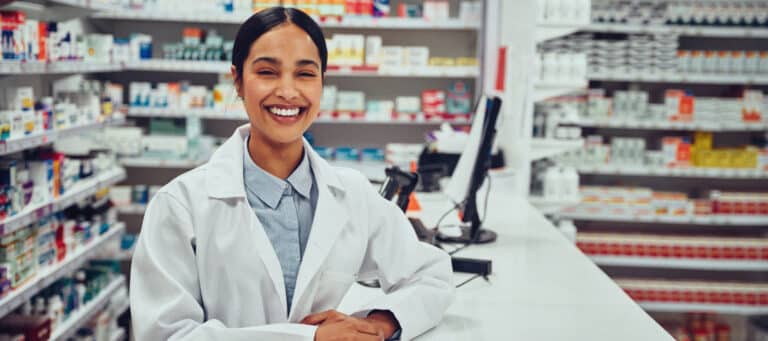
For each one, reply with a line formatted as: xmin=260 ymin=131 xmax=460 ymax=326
xmin=264 ymin=105 xmax=307 ymax=119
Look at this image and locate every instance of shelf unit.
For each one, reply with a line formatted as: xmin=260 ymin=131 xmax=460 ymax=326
xmin=0 ymin=168 xmax=126 ymax=235
xmin=533 ymin=80 xmax=589 ymax=102
xmin=576 ymin=118 xmax=768 ymax=132
xmin=528 ymin=195 xmax=581 ymax=215
xmin=589 ymin=255 xmax=768 ymax=271
xmin=0 ymin=61 xmax=123 ymax=75
xmin=557 ymin=212 xmax=768 ymax=226
xmin=529 ymin=138 xmax=584 ymax=161
xmin=0 ymin=223 xmax=125 ymax=318
xmin=584 ymin=23 xmax=768 ymax=38
xmin=120 ymin=157 xmax=205 ymax=169
xmin=116 ymin=203 xmax=147 ymax=215
xmin=588 ymin=72 xmax=768 ymax=85
xmin=123 ymin=60 xmax=480 ymax=78
xmin=575 ymin=165 xmax=768 ymax=179
xmin=93 ymin=11 xmax=481 ymax=30
xmin=0 ymin=116 xmax=126 ymax=156
xmin=126 ymin=107 xmax=471 ymax=125
xmin=50 ymin=275 xmax=127 ymax=341
xmin=638 ymin=302 xmax=768 ymax=315
xmin=536 ymin=22 xmax=589 ymax=43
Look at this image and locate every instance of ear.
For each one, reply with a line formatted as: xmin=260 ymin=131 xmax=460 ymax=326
xmin=231 ymin=65 xmax=243 ymax=98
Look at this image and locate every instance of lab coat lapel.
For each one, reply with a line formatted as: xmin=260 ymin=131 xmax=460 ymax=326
xmin=205 ymin=124 xmax=289 ymax=319
xmin=289 ymin=146 xmax=349 ymax=321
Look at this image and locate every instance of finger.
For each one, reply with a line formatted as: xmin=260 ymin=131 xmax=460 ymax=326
xmin=300 ymin=310 xmax=331 ymax=325
xmin=352 ymin=319 xmax=382 ymax=336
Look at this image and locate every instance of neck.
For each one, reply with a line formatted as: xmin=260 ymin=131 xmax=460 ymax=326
xmin=247 ymin=131 xmax=304 ymax=180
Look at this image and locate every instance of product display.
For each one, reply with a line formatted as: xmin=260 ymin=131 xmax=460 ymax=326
xmin=537 ymin=0 xmax=592 ymax=24
xmin=530 ymin=160 xmax=580 ymax=201
xmin=311 ymin=146 xmax=385 ymax=163
xmin=318 ymin=82 xmax=472 ymax=122
xmin=129 ymin=81 xmax=236 ymax=112
xmin=577 ymin=232 xmax=768 ymax=261
xmin=662 ymin=313 xmax=733 ymax=341
xmin=0 ymin=259 xmax=123 ymax=340
xmin=161 ymin=28 xmax=232 ymax=62
xmin=617 ymin=278 xmax=768 ymax=307
xmin=109 ymin=185 xmax=162 ymax=207
xmin=0 ymin=81 xmax=123 ymax=142
xmin=592 ymin=0 xmax=768 ymax=27
xmin=566 ymin=186 xmax=768 ymax=218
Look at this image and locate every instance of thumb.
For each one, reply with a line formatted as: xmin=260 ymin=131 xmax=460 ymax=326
xmin=301 ymin=311 xmax=329 ymax=325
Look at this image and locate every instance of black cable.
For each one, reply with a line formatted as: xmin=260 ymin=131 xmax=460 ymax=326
xmin=455 ymin=274 xmax=482 ymax=288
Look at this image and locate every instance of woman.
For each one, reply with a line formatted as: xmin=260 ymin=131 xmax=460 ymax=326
xmin=130 ymin=7 xmax=454 ymax=341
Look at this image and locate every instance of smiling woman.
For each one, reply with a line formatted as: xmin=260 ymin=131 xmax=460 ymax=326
xmin=130 ymin=6 xmax=454 ymax=341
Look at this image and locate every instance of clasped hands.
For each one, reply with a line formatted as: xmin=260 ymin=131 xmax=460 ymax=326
xmin=301 ymin=309 xmax=398 ymax=341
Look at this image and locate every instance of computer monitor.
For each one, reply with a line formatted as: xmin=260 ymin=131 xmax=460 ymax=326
xmin=437 ymin=95 xmax=502 ymax=244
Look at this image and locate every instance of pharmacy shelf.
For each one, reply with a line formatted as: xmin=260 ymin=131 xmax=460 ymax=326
xmin=536 ymin=22 xmax=589 ymax=43
xmin=533 ymin=80 xmax=589 ymax=102
xmin=529 ymin=138 xmax=584 ymax=161
xmin=585 ymin=23 xmax=768 ymax=38
xmin=589 ymin=255 xmax=768 ymax=271
xmin=127 ymin=107 xmax=471 ymax=125
xmin=638 ymin=302 xmax=768 ymax=315
xmin=0 ymin=168 xmax=126 ymax=235
xmin=116 ymin=203 xmax=146 ymax=215
xmin=120 ymin=157 xmax=206 ymax=169
xmin=124 ymin=60 xmax=479 ymax=78
xmin=0 ymin=223 xmax=125 ymax=319
xmin=575 ymin=165 xmax=768 ymax=179
xmin=576 ymin=118 xmax=768 ymax=132
xmin=0 ymin=61 xmax=123 ymax=75
xmin=0 ymin=116 xmax=126 ymax=156
xmin=50 ymin=0 xmax=123 ymax=11
xmin=329 ymin=160 xmax=388 ymax=183
xmin=92 ymin=11 xmax=481 ymax=30
xmin=110 ymin=328 xmax=126 ymax=341
xmin=557 ymin=212 xmax=768 ymax=226
xmin=50 ymin=275 xmax=127 ymax=341
xmin=589 ymin=71 xmax=768 ymax=85
xmin=528 ymin=195 xmax=581 ymax=215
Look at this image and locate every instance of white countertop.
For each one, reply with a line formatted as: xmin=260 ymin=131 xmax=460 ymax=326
xmin=339 ymin=179 xmax=673 ymax=340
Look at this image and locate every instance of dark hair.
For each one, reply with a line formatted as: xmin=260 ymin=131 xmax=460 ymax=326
xmin=232 ymin=7 xmax=327 ymax=82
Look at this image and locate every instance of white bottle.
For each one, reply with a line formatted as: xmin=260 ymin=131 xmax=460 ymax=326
xmin=562 ymin=166 xmax=579 ymax=199
xmin=543 ymin=166 xmax=560 ymax=199
xmin=48 ymin=295 xmax=64 ymax=329
xmin=557 ymin=219 xmax=578 ymax=243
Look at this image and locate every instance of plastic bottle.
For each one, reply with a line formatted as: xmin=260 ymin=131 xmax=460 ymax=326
xmin=543 ymin=166 xmax=560 ymax=199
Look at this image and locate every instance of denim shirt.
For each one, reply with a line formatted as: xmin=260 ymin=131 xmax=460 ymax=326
xmin=242 ymin=136 xmax=318 ymax=315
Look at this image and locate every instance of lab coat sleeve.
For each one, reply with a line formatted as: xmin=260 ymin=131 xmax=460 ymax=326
xmin=351 ymin=185 xmax=455 ymax=341
xmin=130 ymin=192 xmax=317 ymax=341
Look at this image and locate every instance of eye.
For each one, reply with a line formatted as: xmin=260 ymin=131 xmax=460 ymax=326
xmin=298 ymin=71 xmax=317 ymax=78
xmin=257 ymin=69 xmax=277 ymax=76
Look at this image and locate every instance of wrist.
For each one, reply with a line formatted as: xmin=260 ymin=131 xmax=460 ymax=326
xmin=366 ymin=310 xmax=399 ymax=338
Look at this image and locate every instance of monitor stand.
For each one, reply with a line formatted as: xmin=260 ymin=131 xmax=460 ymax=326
xmin=436 ymin=227 xmax=497 ymax=244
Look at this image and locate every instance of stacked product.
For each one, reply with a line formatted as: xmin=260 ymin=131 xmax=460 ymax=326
xmin=558 ymin=131 xmax=768 ymax=172
xmin=0 ymin=82 xmax=123 ymax=142
xmin=530 ymin=160 xmax=580 ymax=201
xmin=543 ymin=88 xmax=766 ymax=125
xmin=311 ymin=146 xmax=385 ymax=163
xmin=592 ymin=0 xmax=768 ymax=27
xmin=0 ymin=260 xmax=123 ymax=340
xmin=576 ymin=232 xmax=768 ymax=261
xmin=0 ymin=10 xmax=148 ymax=64
xmin=109 ymin=185 xmax=163 ymax=207
xmin=0 ymin=150 xmax=120 ymax=220
xmin=663 ymin=313 xmax=734 ymax=341
xmin=319 ymin=82 xmax=472 ymax=122
xmin=325 ymin=33 xmax=479 ymax=73
xmin=129 ymin=81 xmax=237 ymax=113
xmin=540 ymin=33 xmax=678 ymax=75
xmin=678 ymin=49 xmax=768 ymax=76
xmin=617 ymin=278 xmax=768 ymax=309
xmin=161 ymin=28 xmax=233 ymax=62
xmin=103 ymin=124 xmax=218 ymax=163
xmin=0 ymin=201 xmax=117 ymax=296
xmin=566 ymin=186 xmax=768 ymax=218
xmin=536 ymin=0 xmax=591 ymax=24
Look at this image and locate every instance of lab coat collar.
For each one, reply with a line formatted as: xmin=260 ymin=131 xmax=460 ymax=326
xmin=206 ymin=124 xmax=344 ymax=200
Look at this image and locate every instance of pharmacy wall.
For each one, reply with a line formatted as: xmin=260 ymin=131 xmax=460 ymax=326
xmin=0 ymin=0 xmax=766 ymax=340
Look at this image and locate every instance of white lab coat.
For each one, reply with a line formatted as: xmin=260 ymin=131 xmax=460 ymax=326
xmin=130 ymin=125 xmax=454 ymax=341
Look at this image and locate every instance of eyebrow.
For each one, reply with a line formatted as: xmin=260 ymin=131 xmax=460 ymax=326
xmin=251 ymin=57 xmax=320 ymax=69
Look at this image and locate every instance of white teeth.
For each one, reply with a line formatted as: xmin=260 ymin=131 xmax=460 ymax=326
xmin=269 ymin=106 xmax=301 ymax=117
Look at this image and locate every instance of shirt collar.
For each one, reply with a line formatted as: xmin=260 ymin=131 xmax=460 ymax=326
xmin=242 ymin=135 xmax=313 ymax=209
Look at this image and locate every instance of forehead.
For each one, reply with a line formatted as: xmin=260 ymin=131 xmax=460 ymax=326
xmin=247 ymin=23 xmax=321 ymax=63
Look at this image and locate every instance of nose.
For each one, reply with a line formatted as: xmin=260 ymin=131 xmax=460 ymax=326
xmin=275 ymin=75 xmax=300 ymax=101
